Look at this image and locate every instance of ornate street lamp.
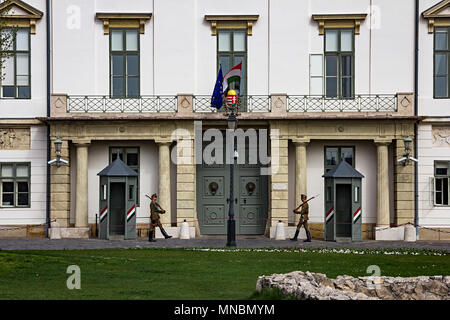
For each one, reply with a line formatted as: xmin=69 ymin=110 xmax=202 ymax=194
xmin=226 ymin=90 xmax=238 ymax=247
xmin=48 ymin=137 xmax=69 ymax=167
xmin=397 ymin=136 xmax=418 ymax=166
xmin=54 ymin=137 xmax=62 ymax=154
xmin=404 ymin=137 xmax=412 ymax=154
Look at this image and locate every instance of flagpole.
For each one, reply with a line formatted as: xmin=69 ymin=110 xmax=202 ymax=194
xmin=226 ymin=90 xmax=238 ymax=247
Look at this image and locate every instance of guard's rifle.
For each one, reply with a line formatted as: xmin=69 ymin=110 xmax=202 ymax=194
xmin=293 ymin=194 xmax=320 ymax=213
xmin=145 ymin=194 xmax=166 ymax=213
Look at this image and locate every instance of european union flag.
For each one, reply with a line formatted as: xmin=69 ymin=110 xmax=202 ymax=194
xmin=211 ymin=66 xmax=224 ymax=109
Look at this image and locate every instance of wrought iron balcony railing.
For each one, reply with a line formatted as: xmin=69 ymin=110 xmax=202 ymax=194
xmin=67 ymin=95 xmax=178 ymax=113
xmin=193 ymin=95 xmax=271 ymax=113
xmin=287 ymin=95 xmax=397 ymax=113
xmin=62 ymin=94 xmax=399 ymax=115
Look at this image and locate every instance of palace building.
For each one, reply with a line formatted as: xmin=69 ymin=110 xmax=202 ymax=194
xmin=418 ymin=0 xmax=450 ymax=240
xmin=0 ymin=0 xmax=447 ymax=241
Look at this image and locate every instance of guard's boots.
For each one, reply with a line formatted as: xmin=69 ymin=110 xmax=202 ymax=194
xmin=304 ymin=229 xmax=312 ymax=242
xmin=290 ymin=230 xmax=299 ymax=241
xmin=148 ymin=230 xmax=156 ymax=242
xmin=161 ymin=228 xmax=172 ymax=239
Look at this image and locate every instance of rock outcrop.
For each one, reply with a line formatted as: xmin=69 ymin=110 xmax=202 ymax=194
xmin=256 ymin=271 xmax=450 ymax=300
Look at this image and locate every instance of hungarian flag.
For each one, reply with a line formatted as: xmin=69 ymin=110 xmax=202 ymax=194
xmin=222 ymin=62 xmax=242 ymax=92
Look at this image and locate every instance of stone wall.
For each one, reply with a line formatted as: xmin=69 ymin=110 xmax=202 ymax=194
xmin=256 ymin=271 xmax=449 ymax=300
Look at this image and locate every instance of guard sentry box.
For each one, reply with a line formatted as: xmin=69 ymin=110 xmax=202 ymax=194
xmin=98 ymin=157 xmax=138 ymax=240
xmin=323 ymin=161 xmax=364 ymax=242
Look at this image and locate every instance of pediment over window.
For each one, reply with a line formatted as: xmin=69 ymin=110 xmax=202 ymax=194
xmin=312 ymin=14 xmax=367 ymax=35
xmin=423 ymin=0 xmax=450 ymax=33
xmin=96 ymin=13 xmax=152 ymax=35
xmin=204 ymin=15 xmax=259 ymax=36
xmin=0 ymin=0 xmax=43 ymax=34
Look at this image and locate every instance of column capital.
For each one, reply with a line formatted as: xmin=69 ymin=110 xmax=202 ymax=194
xmin=155 ymin=139 xmax=173 ymax=146
xmin=374 ymin=139 xmax=392 ymax=146
xmin=292 ymin=138 xmax=310 ymax=146
xmin=72 ymin=139 xmax=91 ymax=146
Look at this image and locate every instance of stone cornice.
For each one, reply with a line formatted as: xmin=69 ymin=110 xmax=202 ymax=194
xmin=204 ymin=15 xmax=259 ymax=35
xmin=0 ymin=119 xmax=44 ymax=125
xmin=312 ymin=14 xmax=367 ymax=35
xmin=0 ymin=0 xmax=44 ymax=34
xmin=95 ymin=13 xmax=152 ymax=34
xmin=422 ymin=0 xmax=450 ymax=33
xmin=39 ymin=114 xmax=421 ymax=123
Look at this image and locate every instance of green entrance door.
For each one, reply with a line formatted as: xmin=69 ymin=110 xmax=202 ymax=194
xmin=197 ymin=136 xmax=268 ymax=235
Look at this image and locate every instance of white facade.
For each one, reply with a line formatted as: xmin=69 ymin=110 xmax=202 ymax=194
xmin=52 ymin=0 xmax=415 ymax=96
xmin=418 ymin=0 xmax=450 ymax=238
xmin=1 ymin=0 xmax=425 ymax=239
xmin=49 ymin=0 xmax=415 ymax=234
xmin=1 ymin=0 xmax=47 ymax=117
xmin=0 ymin=0 xmax=47 ymax=231
xmin=0 ymin=126 xmax=47 ymax=224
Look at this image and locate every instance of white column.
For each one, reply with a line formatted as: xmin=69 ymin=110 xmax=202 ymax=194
xmin=75 ymin=143 xmax=89 ymax=228
xmin=376 ymin=141 xmax=391 ymax=228
xmin=293 ymin=140 xmax=308 ymax=224
xmin=157 ymin=142 xmax=171 ymax=226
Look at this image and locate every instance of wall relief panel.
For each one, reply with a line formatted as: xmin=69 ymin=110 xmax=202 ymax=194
xmin=433 ymin=126 xmax=450 ymax=147
xmin=0 ymin=128 xmax=30 ymax=150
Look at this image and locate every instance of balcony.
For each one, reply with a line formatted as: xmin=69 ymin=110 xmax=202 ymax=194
xmin=49 ymin=93 xmax=414 ymax=119
xmin=67 ymin=95 xmax=177 ymax=113
xmin=193 ymin=95 xmax=272 ymax=113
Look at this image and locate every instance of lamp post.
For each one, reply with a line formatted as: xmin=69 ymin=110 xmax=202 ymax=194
xmin=403 ymin=136 xmax=413 ymax=166
xmin=48 ymin=137 xmax=69 ymax=167
xmin=226 ymin=90 xmax=238 ymax=247
xmin=54 ymin=137 xmax=63 ymax=167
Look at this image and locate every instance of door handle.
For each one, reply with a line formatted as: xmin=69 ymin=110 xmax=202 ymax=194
xmin=226 ymin=198 xmax=230 ymax=204
xmin=235 ymin=198 xmax=238 ymax=204
xmin=243 ymin=198 xmax=247 ymax=204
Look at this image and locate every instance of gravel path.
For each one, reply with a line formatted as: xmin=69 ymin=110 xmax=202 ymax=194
xmin=0 ymin=237 xmax=449 ymax=251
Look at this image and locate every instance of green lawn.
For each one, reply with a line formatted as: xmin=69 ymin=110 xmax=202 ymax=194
xmin=0 ymin=249 xmax=448 ymax=300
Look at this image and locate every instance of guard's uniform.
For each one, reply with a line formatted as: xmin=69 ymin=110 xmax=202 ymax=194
xmin=149 ymin=201 xmax=165 ymax=234
xmin=292 ymin=202 xmax=311 ymax=241
xmin=295 ymin=202 xmax=309 ymax=231
xmin=148 ymin=198 xmax=172 ymax=240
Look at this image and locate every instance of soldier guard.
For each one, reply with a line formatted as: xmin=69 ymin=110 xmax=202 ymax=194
xmin=148 ymin=193 xmax=172 ymax=242
xmin=290 ymin=194 xmax=312 ymax=242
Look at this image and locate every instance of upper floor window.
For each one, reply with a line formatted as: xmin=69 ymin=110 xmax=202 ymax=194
xmin=110 ymin=28 xmax=140 ymax=98
xmin=217 ymin=30 xmax=247 ymax=98
xmin=325 ymin=146 xmax=355 ymax=173
xmin=435 ymin=27 xmax=449 ymax=99
xmin=1 ymin=28 xmax=31 ymax=99
xmin=324 ymin=29 xmax=354 ymax=99
xmin=1 ymin=163 xmax=30 ymax=208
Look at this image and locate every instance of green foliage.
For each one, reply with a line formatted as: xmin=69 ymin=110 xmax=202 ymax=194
xmin=0 ymin=5 xmax=17 ymax=81
xmin=0 ymin=249 xmax=448 ymax=300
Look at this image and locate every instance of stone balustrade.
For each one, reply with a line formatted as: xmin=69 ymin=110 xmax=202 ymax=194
xmin=49 ymin=93 xmax=414 ymax=118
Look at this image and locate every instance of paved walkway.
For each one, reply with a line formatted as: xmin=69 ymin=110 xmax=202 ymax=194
xmin=0 ymin=236 xmax=449 ymax=251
